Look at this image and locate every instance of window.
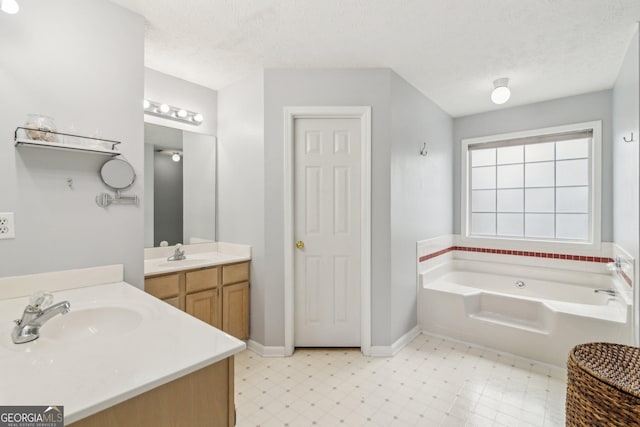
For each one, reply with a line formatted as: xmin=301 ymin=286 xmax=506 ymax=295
xmin=461 ymin=121 xmax=601 ymax=246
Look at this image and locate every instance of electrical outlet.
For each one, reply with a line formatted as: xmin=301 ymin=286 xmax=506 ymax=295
xmin=0 ymin=213 xmax=15 ymax=239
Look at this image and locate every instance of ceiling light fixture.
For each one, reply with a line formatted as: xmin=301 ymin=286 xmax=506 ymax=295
xmin=491 ymin=77 xmax=511 ymax=105
xmin=142 ymin=100 xmax=203 ymax=126
xmin=1 ymin=0 xmax=19 ymax=14
xmin=172 ymin=152 xmax=181 ymax=162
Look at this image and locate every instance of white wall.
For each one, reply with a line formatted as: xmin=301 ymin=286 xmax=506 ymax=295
xmin=217 ymin=72 xmax=266 ymax=344
xmin=453 ymin=90 xmax=614 ymax=241
xmin=389 ymin=72 xmax=453 ymax=342
xmin=144 ymin=68 xmax=218 ymax=136
xmin=0 ymin=0 xmax=144 ymax=287
xmin=612 ymin=27 xmax=639 ymax=344
xmin=183 ymin=132 xmax=216 ymax=244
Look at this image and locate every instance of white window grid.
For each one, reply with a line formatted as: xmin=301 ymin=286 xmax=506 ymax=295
xmin=469 ymin=141 xmax=591 ymax=241
xmin=460 ymin=121 xmax=602 ymax=248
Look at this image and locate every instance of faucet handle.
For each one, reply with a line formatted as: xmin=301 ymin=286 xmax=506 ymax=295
xmin=29 ymin=291 xmax=53 ymax=310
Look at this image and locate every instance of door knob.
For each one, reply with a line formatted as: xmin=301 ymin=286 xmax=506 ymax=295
xmin=295 ymin=241 xmax=305 ymax=249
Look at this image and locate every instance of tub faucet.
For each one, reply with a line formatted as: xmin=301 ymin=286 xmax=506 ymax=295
xmin=12 ymin=293 xmax=71 ymax=344
xmin=594 ymin=289 xmax=617 ymax=297
xmin=167 ymin=243 xmax=186 ymax=261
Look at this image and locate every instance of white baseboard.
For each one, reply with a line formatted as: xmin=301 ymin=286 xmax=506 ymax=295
xmin=247 ymin=339 xmax=287 ymax=357
xmin=369 ymin=325 xmax=420 ymax=357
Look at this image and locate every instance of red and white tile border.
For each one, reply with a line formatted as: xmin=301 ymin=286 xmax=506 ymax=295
xmin=420 ymin=246 xmax=614 ymax=264
xmin=417 ymin=235 xmax=635 ymax=287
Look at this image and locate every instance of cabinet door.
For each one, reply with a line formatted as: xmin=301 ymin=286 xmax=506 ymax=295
xmin=186 ymin=289 xmax=221 ymax=328
xmin=222 ymin=282 xmax=249 ymax=340
xmin=163 ymin=296 xmax=181 ymax=309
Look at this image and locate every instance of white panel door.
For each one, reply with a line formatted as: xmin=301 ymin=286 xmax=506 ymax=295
xmin=294 ymin=118 xmax=361 ymax=347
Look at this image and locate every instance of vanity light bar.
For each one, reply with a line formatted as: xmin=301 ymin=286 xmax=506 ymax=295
xmin=143 ymin=100 xmax=203 ymax=126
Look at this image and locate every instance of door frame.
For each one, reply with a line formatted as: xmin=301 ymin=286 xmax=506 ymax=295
xmin=283 ymin=106 xmax=372 ymax=356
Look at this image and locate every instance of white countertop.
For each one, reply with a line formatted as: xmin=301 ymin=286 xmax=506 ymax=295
xmin=0 ymin=282 xmax=246 ymax=424
xmin=144 ymin=251 xmax=251 ymax=276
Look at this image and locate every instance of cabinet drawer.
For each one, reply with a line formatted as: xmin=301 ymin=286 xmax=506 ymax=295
xmin=186 ymin=267 xmax=219 ymax=293
xmin=222 ymin=262 xmax=249 ymax=285
xmin=145 ymin=274 xmax=180 ymax=299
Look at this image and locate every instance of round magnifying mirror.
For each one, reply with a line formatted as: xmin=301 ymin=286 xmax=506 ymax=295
xmin=99 ymin=158 xmax=136 ymax=190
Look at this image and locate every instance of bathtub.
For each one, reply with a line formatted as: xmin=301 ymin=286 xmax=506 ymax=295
xmin=419 ymin=260 xmax=633 ymax=366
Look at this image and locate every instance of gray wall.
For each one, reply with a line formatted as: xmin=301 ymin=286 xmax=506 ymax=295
xmin=183 ymin=132 xmax=216 ymax=244
xmin=263 ymin=69 xmax=393 ymax=346
xmin=453 ymin=90 xmax=614 ymax=241
xmin=612 ymin=28 xmax=639 ymax=343
xmin=217 ymin=72 xmax=266 ymax=344
xmin=154 ymin=154 xmax=183 ymax=246
xmin=389 ymin=72 xmax=453 ymax=342
xmin=144 ymin=144 xmax=155 ymax=248
xmin=219 ymin=68 xmax=453 ymax=347
xmin=144 ymin=68 xmax=218 ymax=136
xmin=0 ymin=0 xmax=144 ymax=287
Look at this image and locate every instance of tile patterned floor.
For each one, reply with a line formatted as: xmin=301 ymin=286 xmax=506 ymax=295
xmin=234 ymin=334 xmax=567 ymax=426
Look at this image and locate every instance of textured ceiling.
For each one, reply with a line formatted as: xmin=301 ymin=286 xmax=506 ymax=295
xmin=111 ymin=0 xmax=640 ymax=117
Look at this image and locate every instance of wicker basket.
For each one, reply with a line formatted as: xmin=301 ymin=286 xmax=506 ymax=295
xmin=566 ymin=342 xmax=640 ymax=426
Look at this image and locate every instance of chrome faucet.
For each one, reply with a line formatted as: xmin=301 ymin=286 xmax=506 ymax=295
xmin=167 ymin=243 xmax=186 ymax=261
xmin=594 ymin=289 xmax=617 ymax=297
xmin=12 ymin=293 xmax=71 ymax=344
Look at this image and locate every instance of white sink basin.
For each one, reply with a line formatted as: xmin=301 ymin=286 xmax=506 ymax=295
xmin=44 ymin=306 xmax=143 ymax=342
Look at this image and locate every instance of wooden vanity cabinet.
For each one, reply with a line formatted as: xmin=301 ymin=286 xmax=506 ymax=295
xmin=145 ymin=261 xmax=250 ymax=340
xmin=69 ymin=356 xmax=235 ymax=427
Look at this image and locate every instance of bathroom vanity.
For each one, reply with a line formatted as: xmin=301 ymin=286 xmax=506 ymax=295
xmin=143 ymin=243 xmax=251 ymax=341
xmin=0 ymin=265 xmax=245 ymax=426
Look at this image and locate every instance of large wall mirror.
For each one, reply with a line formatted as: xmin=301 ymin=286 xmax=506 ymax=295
xmin=144 ymin=123 xmax=216 ymax=247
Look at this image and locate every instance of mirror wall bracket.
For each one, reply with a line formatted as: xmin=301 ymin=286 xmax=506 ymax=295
xmin=96 ymin=191 xmax=139 ymax=208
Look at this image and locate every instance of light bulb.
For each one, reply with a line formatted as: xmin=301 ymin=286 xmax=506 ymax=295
xmin=143 ymin=99 xmax=150 ymax=109
xmin=491 ymin=86 xmax=511 ymax=104
xmin=159 ymin=104 xmax=170 ymax=113
xmin=193 ymin=113 xmax=203 ymax=123
xmin=1 ymin=0 xmax=19 ymax=14
xmin=172 ymin=153 xmax=181 ymax=162
xmin=491 ymin=78 xmax=511 ymax=105
xmin=177 ymin=109 xmax=188 ymax=118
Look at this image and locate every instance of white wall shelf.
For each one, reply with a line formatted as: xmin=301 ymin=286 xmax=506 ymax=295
xmin=13 ymin=127 xmax=121 ymax=157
